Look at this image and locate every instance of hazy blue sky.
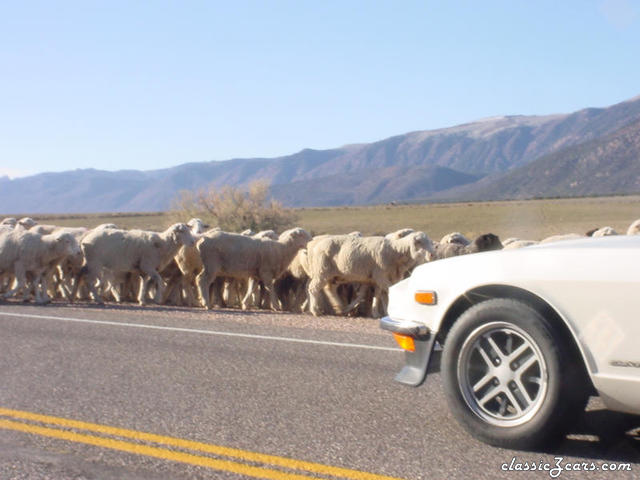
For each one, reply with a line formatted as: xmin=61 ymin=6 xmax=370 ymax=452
xmin=1 ymin=0 xmax=639 ymax=178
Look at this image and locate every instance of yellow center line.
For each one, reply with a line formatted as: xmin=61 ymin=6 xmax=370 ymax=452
xmin=0 ymin=418 xmax=314 ymax=480
xmin=0 ymin=407 xmax=406 ymax=480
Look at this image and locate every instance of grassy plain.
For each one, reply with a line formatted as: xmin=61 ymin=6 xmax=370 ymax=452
xmin=16 ymin=195 xmax=640 ymax=241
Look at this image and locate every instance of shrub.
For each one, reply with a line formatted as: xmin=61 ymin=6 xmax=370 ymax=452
xmin=171 ymin=180 xmax=298 ymax=232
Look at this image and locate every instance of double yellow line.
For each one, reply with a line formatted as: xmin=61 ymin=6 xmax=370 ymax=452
xmin=0 ymin=407 xmax=404 ymax=480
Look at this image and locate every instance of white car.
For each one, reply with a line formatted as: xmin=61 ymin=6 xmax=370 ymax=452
xmin=381 ymin=235 xmax=640 ymax=449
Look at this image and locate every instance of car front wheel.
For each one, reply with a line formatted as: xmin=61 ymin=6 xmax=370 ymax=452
xmin=441 ymin=298 xmax=587 ymax=449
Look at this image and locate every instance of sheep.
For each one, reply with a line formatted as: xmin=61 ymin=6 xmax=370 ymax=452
xmin=586 ymin=226 xmax=618 ymax=237
xmin=0 ymin=229 xmax=81 ymax=304
xmin=162 ymin=219 xmax=211 ymax=306
xmin=94 ymin=223 xmax=118 ymax=230
xmin=540 ymin=233 xmax=583 ymax=243
xmin=186 ymin=218 xmax=208 ymax=234
xmin=440 ymin=231 xmax=471 ymax=246
xmin=432 ymin=233 xmax=502 ymax=260
xmin=276 ymin=247 xmax=311 ymax=312
xmin=385 ymin=228 xmax=414 ymax=240
xmin=306 ymin=231 xmax=434 ymax=317
xmin=254 ymin=230 xmax=279 ymax=240
xmin=31 ymin=224 xmax=59 ymax=235
xmin=501 ymin=237 xmax=520 ymax=247
xmin=16 ymin=217 xmax=37 ymax=230
xmin=503 ymin=239 xmax=539 ymax=249
xmin=77 ymin=223 xmax=196 ymax=305
xmin=195 ymin=227 xmax=312 ymax=311
xmin=1 ymin=218 xmax=17 ymax=227
xmin=628 ymin=219 xmax=640 ymax=236
xmin=46 ymin=227 xmax=89 ymax=300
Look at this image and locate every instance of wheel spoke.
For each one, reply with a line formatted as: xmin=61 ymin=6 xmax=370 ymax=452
xmin=507 ymin=342 xmax=531 ymax=362
xmin=504 ymin=389 xmax=523 ymax=415
xmin=472 ymin=374 xmax=495 ymax=393
xmin=486 ymin=336 xmax=505 ymax=360
xmin=475 ymin=343 xmax=495 ymax=369
xmin=477 ymin=384 xmax=503 ymax=406
xmin=515 ymin=378 xmax=533 ymax=405
xmin=498 ymin=396 xmax=509 ymax=416
xmin=506 ymin=334 xmax=513 ymax=355
xmin=515 ymin=354 xmax=538 ymax=376
xmin=527 ymin=376 xmax=542 ymax=385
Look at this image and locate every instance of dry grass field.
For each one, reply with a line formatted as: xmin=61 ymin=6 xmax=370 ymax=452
xmin=12 ymin=195 xmax=640 ymax=241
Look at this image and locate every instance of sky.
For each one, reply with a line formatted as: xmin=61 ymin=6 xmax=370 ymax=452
xmin=1 ymin=0 xmax=639 ymax=178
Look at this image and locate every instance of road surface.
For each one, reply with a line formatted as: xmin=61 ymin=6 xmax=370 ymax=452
xmin=0 ymin=303 xmax=638 ymax=479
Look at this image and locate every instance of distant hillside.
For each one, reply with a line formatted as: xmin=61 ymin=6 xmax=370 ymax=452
xmin=1 ymin=94 xmax=640 ymax=213
xmin=435 ymin=119 xmax=640 ymax=201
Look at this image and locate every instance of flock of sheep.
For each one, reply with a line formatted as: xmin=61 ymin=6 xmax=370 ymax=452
xmin=1 ymin=216 xmax=639 ymax=318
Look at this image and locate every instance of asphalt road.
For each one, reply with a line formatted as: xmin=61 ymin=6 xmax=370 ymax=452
xmin=0 ymin=303 xmax=638 ymax=480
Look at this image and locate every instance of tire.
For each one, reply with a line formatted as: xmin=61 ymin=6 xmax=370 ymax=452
xmin=441 ymin=298 xmax=588 ymax=449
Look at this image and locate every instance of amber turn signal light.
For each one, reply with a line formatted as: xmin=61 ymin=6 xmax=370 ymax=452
xmin=392 ymin=333 xmax=416 ymax=352
xmin=414 ymin=291 xmax=437 ymax=305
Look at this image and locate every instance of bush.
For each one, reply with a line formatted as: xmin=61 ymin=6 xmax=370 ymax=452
xmin=171 ymin=180 xmax=298 ymax=232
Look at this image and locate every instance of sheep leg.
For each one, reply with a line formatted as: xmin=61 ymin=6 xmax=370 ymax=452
xmin=3 ymin=264 xmax=27 ymax=301
xmin=137 ymin=275 xmax=151 ymax=306
xmin=263 ymin=277 xmax=282 ymax=311
xmin=36 ymin=271 xmax=52 ymax=305
xmin=341 ymin=284 xmax=369 ymax=315
xmin=323 ymin=282 xmax=346 ymax=315
xmin=86 ymin=270 xmax=105 ymax=305
xmin=196 ymin=268 xmax=215 ymax=309
xmin=241 ymin=278 xmax=259 ymax=310
xmin=371 ymin=285 xmax=389 ymax=318
xmin=308 ymin=277 xmax=328 ymax=317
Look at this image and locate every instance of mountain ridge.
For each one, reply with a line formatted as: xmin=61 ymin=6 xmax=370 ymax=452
xmin=1 ymin=95 xmax=640 ymax=213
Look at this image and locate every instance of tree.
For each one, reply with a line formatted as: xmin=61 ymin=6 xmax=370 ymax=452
xmin=171 ymin=180 xmax=298 ymax=232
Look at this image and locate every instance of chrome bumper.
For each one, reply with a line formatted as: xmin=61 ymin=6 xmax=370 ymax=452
xmin=380 ymin=316 xmax=436 ymax=387
xmin=380 ymin=316 xmax=430 ymax=338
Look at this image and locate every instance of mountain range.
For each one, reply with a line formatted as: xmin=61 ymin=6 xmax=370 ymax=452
xmin=1 ymin=95 xmax=640 ymax=213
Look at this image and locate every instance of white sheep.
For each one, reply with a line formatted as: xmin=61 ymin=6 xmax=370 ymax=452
xmin=385 ymin=228 xmax=415 ymax=240
xmin=16 ymin=217 xmax=37 ymax=230
xmin=1 ymin=218 xmax=17 ymax=227
xmin=78 ymin=223 xmax=196 ymax=305
xmin=196 ymin=227 xmax=311 ymax=310
xmin=162 ymin=219 xmax=211 ymax=306
xmin=440 ymin=231 xmax=471 ymax=246
xmin=627 ymin=219 xmax=640 ymax=236
xmin=0 ymin=229 xmax=81 ymax=304
xmin=540 ymin=233 xmax=584 ymax=243
xmin=306 ymin=232 xmax=434 ymax=317
xmin=502 ymin=239 xmax=539 ymax=249
xmin=589 ymin=226 xmax=618 ymax=237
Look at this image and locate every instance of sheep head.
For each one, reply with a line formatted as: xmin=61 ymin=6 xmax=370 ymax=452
xmin=407 ymin=231 xmax=434 ymax=263
xmin=187 ymin=218 xmax=209 ymax=234
xmin=468 ymin=233 xmax=503 ymax=253
xmin=279 ymin=228 xmax=312 ymax=248
xmin=168 ymin=223 xmax=197 ymax=247
xmin=53 ymin=231 xmax=82 ymax=257
xmin=17 ymin=217 xmax=37 ymax=229
xmin=1 ymin=217 xmax=17 ymax=227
